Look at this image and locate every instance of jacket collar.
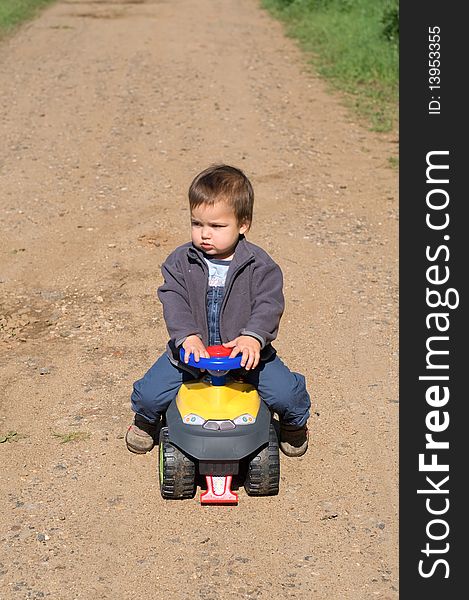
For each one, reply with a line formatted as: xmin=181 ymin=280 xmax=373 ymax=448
xmin=187 ymin=236 xmax=254 ymax=269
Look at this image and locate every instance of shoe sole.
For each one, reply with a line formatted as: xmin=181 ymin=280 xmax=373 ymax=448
xmin=126 ymin=443 xmax=152 ymax=454
xmin=280 ymin=443 xmax=308 ymax=457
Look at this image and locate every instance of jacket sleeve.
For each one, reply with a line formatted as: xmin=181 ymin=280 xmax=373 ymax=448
xmin=157 ymin=255 xmax=202 ymax=347
xmin=241 ymin=260 xmax=284 ymax=348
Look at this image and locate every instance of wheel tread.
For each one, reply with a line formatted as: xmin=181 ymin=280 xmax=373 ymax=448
xmin=159 ymin=427 xmax=196 ymax=499
xmin=244 ymin=424 xmax=280 ymax=496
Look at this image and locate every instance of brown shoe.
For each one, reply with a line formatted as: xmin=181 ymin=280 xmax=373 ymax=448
xmin=125 ymin=415 xmax=160 ymax=454
xmin=280 ymin=423 xmax=308 ymax=457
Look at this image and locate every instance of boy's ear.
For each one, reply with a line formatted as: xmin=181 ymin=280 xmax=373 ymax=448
xmin=239 ymin=221 xmax=250 ymax=235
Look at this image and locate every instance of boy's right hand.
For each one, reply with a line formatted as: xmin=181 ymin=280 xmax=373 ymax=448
xmin=182 ymin=335 xmax=210 ymax=363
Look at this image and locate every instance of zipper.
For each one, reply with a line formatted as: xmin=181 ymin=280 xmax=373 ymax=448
xmin=219 ymin=255 xmax=254 ymax=339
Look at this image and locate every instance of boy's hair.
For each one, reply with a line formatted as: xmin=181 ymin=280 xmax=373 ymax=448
xmin=188 ymin=164 xmax=254 ymax=227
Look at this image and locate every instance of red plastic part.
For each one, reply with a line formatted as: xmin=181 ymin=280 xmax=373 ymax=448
xmin=206 ymin=345 xmax=232 ymax=358
xmin=200 ymin=476 xmax=238 ymax=505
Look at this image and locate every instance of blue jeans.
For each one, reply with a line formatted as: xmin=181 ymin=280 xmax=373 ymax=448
xmin=131 ymin=352 xmax=311 ymax=427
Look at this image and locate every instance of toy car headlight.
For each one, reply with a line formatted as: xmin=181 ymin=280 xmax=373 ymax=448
xmin=183 ymin=413 xmax=205 ymax=425
xmin=233 ymin=414 xmax=256 ymax=425
xmin=203 ymin=420 xmax=235 ymax=431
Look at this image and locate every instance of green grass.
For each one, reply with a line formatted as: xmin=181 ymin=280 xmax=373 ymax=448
xmin=261 ymin=0 xmax=398 ymax=132
xmin=52 ymin=431 xmax=91 ymax=444
xmin=0 ymin=0 xmax=56 ymax=36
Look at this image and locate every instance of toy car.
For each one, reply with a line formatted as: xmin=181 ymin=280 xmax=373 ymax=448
xmin=158 ymin=345 xmax=280 ymax=504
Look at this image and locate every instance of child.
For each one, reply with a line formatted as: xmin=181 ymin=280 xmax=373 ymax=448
xmin=126 ymin=164 xmax=311 ymax=456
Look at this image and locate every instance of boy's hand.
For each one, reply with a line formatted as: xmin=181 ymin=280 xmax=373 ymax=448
xmin=223 ymin=336 xmax=261 ymax=370
xmin=182 ymin=335 xmax=210 ymax=363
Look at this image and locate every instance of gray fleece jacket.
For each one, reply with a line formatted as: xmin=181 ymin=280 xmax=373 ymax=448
xmin=157 ymin=237 xmax=284 ymax=364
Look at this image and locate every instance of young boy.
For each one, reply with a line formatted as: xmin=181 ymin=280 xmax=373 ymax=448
xmin=126 ymin=164 xmax=311 ymax=456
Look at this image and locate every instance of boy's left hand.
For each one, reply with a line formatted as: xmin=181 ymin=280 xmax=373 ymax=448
xmin=223 ymin=336 xmax=261 ymax=370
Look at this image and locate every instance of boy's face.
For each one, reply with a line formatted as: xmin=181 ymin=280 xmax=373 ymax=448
xmin=190 ymin=200 xmax=248 ymax=260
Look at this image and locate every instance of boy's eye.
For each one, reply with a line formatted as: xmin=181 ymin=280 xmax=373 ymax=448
xmin=191 ymin=221 xmax=226 ymax=228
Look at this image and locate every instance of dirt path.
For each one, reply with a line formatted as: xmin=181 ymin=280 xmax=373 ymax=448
xmin=0 ymin=1 xmax=398 ymax=598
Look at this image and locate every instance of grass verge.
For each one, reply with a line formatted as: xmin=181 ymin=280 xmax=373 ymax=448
xmin=0 ymin=0 xmax=56 ymax=37
xmin=261 ymin=0 xmax=398 ymax=132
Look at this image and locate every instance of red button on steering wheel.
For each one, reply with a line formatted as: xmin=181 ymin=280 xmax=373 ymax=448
xmin=206 ymin=345 xmax=232 ymax=357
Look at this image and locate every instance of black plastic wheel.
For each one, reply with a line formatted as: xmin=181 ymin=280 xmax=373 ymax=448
xmin=158 ymin=427 xmax=196 ymax=499
xmin=244 ymin=424 xmax=280 ymax=496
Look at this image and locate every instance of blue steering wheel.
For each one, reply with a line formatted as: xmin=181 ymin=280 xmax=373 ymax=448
xmin=179 ymin=348 xmax=243 ymax=371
